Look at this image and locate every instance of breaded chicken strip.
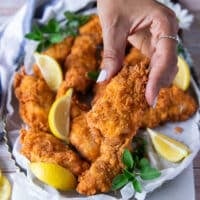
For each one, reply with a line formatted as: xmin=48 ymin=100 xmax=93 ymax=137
xmin=42 ymin=36 xmax=74 ymax=65
xmin=77 ymin=60 xmax=198 ymax=195
xmin=141 ymin=85 xmax=198 ymax=127
xmin=79 ymin=15 xmax=102 ymax=44
xmin=77 ymin=62 xmax=149 ymax=195
xmin=61 ymin=15 xmax=102 ymax=94
xmin=69 ymin=114 xmax=101 ymax=162
xmin=20 ymin=129 xmax=89 ymax=176
xmin=13 ymin=69 xmax=55 ymax=132
xmin=92 ymin=48 xmax=148 ymax=105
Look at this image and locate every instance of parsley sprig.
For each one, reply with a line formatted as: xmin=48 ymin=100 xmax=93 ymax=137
xmin=25 ymin=11 xmax=90 ymax=52
xmin=112 ymin=137 xmax=161 ymax=193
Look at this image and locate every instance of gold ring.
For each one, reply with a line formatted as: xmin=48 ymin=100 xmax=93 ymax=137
xmin=159 ymin=35 xmax=179 ymax=43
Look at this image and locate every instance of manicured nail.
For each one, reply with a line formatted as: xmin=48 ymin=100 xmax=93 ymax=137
xmin=96 ymin=69 xmax=107 ymax=83
xmin=152 ymin=96 xmax=158 ymax=108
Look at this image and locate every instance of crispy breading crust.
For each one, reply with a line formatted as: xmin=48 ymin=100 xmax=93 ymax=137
xmin=14 ymin=68 xmax=55 ymax=132
xmin=20 ymin=129 xmax=89 ymax=176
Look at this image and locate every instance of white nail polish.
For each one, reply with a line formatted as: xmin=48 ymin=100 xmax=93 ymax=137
xmin=152 ymin=96 xmax=158 ymax=109
xmin=96 ymin=69 xmax=107 ymax=83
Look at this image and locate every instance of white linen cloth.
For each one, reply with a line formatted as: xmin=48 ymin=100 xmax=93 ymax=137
xmin=0 ymin=0 xmax=199 ymax=200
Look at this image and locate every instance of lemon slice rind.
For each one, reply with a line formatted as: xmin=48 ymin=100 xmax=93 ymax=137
xmin=30 ymin=162 xmax=76 ymax=191
xmin=34 ymin=53 xmax=63 ymax=91
xmin=147 ymin=128 xmax=190 ymax=162
xmin=48 ymin=88 xmax=73 ymax=142
xmin=173 ymin=56 xmax=191 ymax=91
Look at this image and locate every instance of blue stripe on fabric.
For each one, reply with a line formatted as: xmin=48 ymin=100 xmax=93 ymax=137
xmin=35 ymin=0 xmax=58 ymax=18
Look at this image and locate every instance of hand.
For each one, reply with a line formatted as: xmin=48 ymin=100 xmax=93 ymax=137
xmin=97 ymin=0 xmax=178 ymax=106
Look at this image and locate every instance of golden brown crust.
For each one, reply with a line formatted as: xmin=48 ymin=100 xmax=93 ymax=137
xmin=42 ymin=36 xmax=74 ymax=66
xmin=20 ymin=129 xmax=89 ymax=176
xmin=14 ymin=69 xmax=55 ymax=132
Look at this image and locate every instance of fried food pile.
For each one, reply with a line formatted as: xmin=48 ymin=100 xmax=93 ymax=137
xmin=14 ymin=15 xmax=198 ymax=195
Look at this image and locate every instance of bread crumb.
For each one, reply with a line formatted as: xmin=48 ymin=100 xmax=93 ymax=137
xmin=174 ymin=126 xmax=183 ymax=134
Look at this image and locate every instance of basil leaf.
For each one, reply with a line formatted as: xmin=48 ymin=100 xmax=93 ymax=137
xmin=112 ymin=174 xmax=129 ymax=191
xmin=122 ymin=149 xmax=134 ymax=169
xmin=139 ymin=158 xmax=150 ymax=169
xmin=123 ymin=169 xmax=135 ymax=180
xmin=132 ymin=179 xmax=142 ymax=193
xmin=87 ymin=71 xmax=100 ymax=81
xmin=140 ymin=167 xmax=161 ymax=180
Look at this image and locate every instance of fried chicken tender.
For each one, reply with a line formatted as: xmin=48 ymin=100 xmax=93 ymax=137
xmin=124 ymin=47 xmax=149 ymax=66
xmin=62 ymin=15 xmax=102 ymax=94
xmin=13 ymin=69 xmax=55 ymax=132
xmin=79 ymin=15 xmax=102 ymax=44
xmin=42 ymin=36 xmax=74 ymax=65
xmin=92 ymin=48 xmax=148 ymax=105
xmin=69 ymin=114 xmax=101 ymax=162
xmin=77 ymin=59 xmax=198 ymax=195
xmin=20 ymin=129 xmax=89 ymax=176
xmin=141 ymin=85 xmax=198 ymax=127
xmin=77 ymin=62 xmax=150 ymax=195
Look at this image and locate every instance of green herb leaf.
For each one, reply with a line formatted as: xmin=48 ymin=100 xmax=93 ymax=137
xmin=49 ymin=33 xmax=63 ymax=43
xmin=112 ymin=174 xmax=129 ymax=190
xmin=140 ymin=167 xmax=161 ymax=180
xmin=36 ymin=40 xmax=51 ymax=52
xmin=25 ymin=25 xmax=43 ymax=41
xmin=132 ymin=178 xmax=142 ymax=193
xmin=41 ymin=19 xmax=60 ymax=33
xmin=123 ymin=168 xmax=135 ymax=180
xmin=25 ymin=32 xmax=41 ymax=41
xmin=25 ymin=11 xmax=91 ymax=52
xmin=67 ymin=20 xmax=80 ymax=28
xmin=139 ymin=158 xmax=150 ymax=169
xmin=122 ymin=149 xmax=134 ymax=169
xmin=64 ymin=26 xmax=78 ymax=37
xmin=87 ymin=71 xmax=100 ymax=81
xmin=64 ymin=11 xmax=90 ymax=26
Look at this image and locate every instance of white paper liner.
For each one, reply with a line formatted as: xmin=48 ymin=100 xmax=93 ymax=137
xmin=8 ymin=75 xmax=200 ymax=200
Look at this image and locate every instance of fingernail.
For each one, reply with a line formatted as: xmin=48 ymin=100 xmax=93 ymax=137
xmin=152 ymin=96 xmax=158 ymax=109
xmin=96 ymin=69 xmax=107 ymax=83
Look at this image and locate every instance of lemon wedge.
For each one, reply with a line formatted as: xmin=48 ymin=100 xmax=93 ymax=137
xmin=0 ymin=175 xmax=11 ymax=200
xmin=173 ymin=56 xmax=191 ymax=91
xmin=147 ymin=128 xmax=190 ymax=162
xmin=34 ymin=53 xmax=63 ymax=91
xmin=48 ymin=88 xmax=73 ymax=142
xmin=30 ymin=162 xmax=76 ymax=191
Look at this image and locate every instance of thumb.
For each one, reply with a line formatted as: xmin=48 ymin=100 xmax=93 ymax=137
xmin=97 ymin=24 xmax=128 ymax=82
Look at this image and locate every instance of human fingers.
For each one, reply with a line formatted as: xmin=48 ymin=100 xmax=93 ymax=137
xmin=145 ymin=8 xmax=178 ymax=106
xmin=97 ymin=1 xmax=129 ymax=82
xmin=128 ymin=28 xmax=154 ymax=57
